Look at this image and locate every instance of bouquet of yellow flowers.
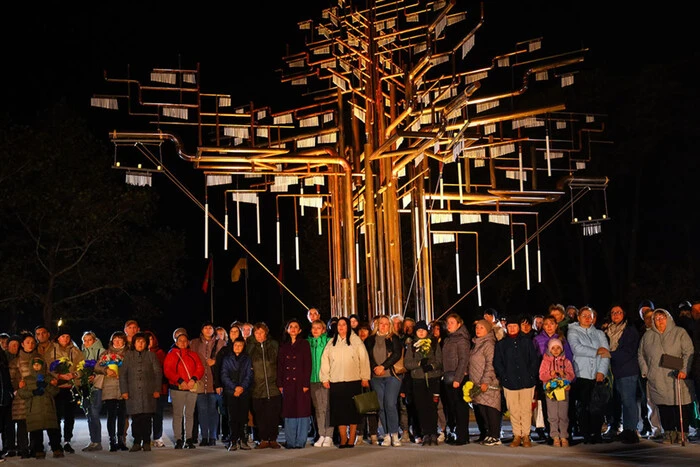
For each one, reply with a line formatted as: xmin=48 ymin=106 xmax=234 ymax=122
xmin=544 ymin=377 xmax=571 ymax=401
xmin=413 ymin=337 xmax=432 ymax=358
xmin=49 ymin=356 xmax=72 ymax=375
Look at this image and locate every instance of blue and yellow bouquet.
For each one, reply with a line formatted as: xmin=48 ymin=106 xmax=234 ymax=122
xmin=49 ymin=356 xmax=72 ymax=375
xmin=544 ymin=377 xmax=571 ymax=401
xmin=99 ymin=352 xmax=123 ymax=377
xmin=72 ymin=359 xmax=97 ymax=415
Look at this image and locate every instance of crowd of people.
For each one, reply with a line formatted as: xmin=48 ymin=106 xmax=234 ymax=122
xmin=0 ymin=299 xmax=698 ymax=460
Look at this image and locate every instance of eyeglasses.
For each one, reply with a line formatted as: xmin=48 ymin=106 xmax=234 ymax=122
xmin=610 ymin=310 xmax=624 ymax=315
xmin=654 ymin=316 xmax=667 ymax=322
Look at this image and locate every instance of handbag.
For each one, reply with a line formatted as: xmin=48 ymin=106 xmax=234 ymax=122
xmin=532 ymin=399 xmax=546 ymax=428
xmin=353 ymin=389 xmax=380 ymax=415
xmin=392 ymin=347 xmax=407 ymax=376
xmin=177 ymin=352 xmax=201 ymax=393
xmin=660 ymin=354 xmax=684 ymax=371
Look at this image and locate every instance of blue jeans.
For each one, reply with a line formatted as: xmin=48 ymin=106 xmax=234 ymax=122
xmin=614 ymin=375 xmax=639 ymax=431
xmin=87 ymin=388 xmax=103 ymax=443
xmin=371 ymin=376 xmax=402 ymax=435
xmin=284 ymin=417 xmax=310 ymax=448
xmin=197 ymin=393 xmax=219 ymax=440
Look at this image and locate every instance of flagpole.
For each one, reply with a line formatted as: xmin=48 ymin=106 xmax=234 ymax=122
xmin=210 ymin=255 xmax=215 ymax=323
xmin=244 ymin=255 xmax=249 ymax=323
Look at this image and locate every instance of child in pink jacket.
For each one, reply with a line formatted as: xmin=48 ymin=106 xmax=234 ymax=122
xmin=539 ymin=338 xmax=576 ymax=447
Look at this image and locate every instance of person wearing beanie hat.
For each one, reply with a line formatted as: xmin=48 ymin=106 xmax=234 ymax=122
xmin=494 ymin=312 xmax=539 ymax=447
xmin=538 ymin=334 xmax=575 ymax=447
xmin=475 ymin=319 xmax=493 ymax=334
xmin=414 ymin=320 xmax=429 ymax=333
xmin=6 ymin=334 xmax=22 ymax=358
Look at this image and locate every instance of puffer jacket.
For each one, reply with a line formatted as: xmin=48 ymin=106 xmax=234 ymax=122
xmin=95 ymin=345 xmax=128 ymax=400
xmin=247 ymin=337 xmax=281 ymax=399
xmin=539 ymin=352 xmax=576 ymax=385
xmin=44 ymin=341 xmax=85 ymax=389
xmin=163 ymin=346 xmax=205 ymax=390
xmin=468 ymin=332 xmax=500 ymax=410
xmin=17 ymin=365 xmax=59 ymax=432
xmin=9 ymin=349 xmax=38 ymax=420
xmin=441 ymin=324 xmax=471 ymax=384
xmin=567 ymin=322 xmax=610 ymax=380
xmin=638 ymin=308 xmax=695 ymax=406
xmin=404 ymin=335 xmax=443 ymax=381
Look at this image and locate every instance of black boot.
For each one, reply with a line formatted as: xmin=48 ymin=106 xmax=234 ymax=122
xmin=109 ymin=437 xmax=118 ymax=452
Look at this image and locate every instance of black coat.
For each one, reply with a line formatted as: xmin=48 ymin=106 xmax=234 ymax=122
xmin=493 ymin=333 xmax=538 ymax=390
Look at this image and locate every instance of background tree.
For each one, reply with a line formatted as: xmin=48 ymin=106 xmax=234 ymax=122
xmin=0 ymin=101 xmax=186 ymax=333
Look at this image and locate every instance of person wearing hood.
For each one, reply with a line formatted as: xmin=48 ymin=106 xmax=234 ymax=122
xmin=538 ymin=338 xmax=575 ymax=447
xmin=468 ymin=320 xmax=501 ymax=446
xmin=638 ymin=308 xmax=695 ymax=444
xmin=80 ymin=331 xmax=105 ymax=452
xmin=441 ymin=313 xmax=471 ymax=445
xmin=567 ymin=306 xmax=610 ymax=445
xmin=494 ymin=315 xmax=539 ymax=448
xmin=143 ymin=330 xmax=168 ymax=448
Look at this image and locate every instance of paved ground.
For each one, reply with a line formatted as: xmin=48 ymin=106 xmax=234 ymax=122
xmin=3 ymin=409 xmax=700 ymax=466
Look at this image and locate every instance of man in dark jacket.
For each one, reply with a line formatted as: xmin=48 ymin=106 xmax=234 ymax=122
xmin=494 ymin=316 xmax=539 ymax=448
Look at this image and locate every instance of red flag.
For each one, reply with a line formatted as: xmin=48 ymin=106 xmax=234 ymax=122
xmin=202 ymin=258 xmax=213 ymax=293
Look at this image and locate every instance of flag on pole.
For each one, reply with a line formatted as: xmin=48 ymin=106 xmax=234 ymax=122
xmin=231 ymin=258 xmax=247 ymax=282
xmin=202 ymin=258 xmax=213 ymax=293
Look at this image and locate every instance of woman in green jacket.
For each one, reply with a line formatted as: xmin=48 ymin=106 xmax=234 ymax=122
xmin=307 ymin=319 xmax=332 ymax=447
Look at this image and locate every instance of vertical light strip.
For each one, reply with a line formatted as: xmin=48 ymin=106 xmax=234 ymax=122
xmin=537 ymin=247 xmax=542 ymax=282
xmin=545 ymin=130 xmax=551 ymax=176
xmin=300 ymin=186 xmax=305 ymax=216
xmin=439 ymin=179 xmax=444 ymax=209
xmin=295 ymin=235 xmax=300 ymax=270
xmin=455 ymin=251 xmax=461 ymax=294
xmin=318 ymin=205 xmax=322 ymax=235
xmin=518 ymin=146 xmax=524 ymax=191
xmin=204 ymin=203 xmax=209 ymax=259
xmin=476 ymin=274 xmax=482 ymax=306
xmin=525 ymin=243 xmax=531 ymax=290
xmin=457 ymin=163 xmax=463 ymax=203
xmin=414 ymin=210 xmax=421 ymax=254
xmin=236 ymin=199 xmax=241 ymax=236
xmin=276 ymin=218 xmax=281 ymax=264
xmin=355 ymin=241 xmax=360 ymax=283
xmin=224 ymin=214 xmax=229 ymax=250
xmin=256 ymin=203 xmax=261 ymax=244
xmin=510 ymin=237 xmax=515 ymax=270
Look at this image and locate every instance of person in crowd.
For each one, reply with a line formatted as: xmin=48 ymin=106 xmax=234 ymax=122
xmin=519 ymin=316 xmax=536 ymax=339
xmin=568 ymin=306 xmax=610 ymax=445
xmin=241 ymin=323 xmax=253 ymax=340
xmin=441 ymin=313 xmax=471 ymax=445
xmin=215 ymin=326 xmax=228 ymax=343
xmin=247 ymin=322 xmax=282 ymax=449
xmin=4 ymin=336 xmax=20 ymax=360
xmin=95 ymin=331 xmax=129 ymax=452
xmin=308 ymin=319 xmax=333 ymax=447
xmin=364 ymin=314 xmax=404 ymax=447
xmin=399 ymin=317 xmax=417 ymax=443
xmin=9 ymin=333 xmax=38 ymax=458
xmin=17 ymin=357 xmax=62 ymax=458
xmin=0 ymin=333 xmax=9 ymax=352
xmin=533 ymin=316 xmax=573 ymax=361
xmin=604 ymin=304 xmax=640 ymax=444
xmin=189 ymin=322 xmax=226 ymax=446
xmin=638 ymin=308 xmax=695 ymax=444
xmin=0 ymin=341 xmax=13 ymax=462
xmin=355 ymin=322 xmax=379 ymax=444
xmin=44 ymin=326 xmax=84 ymax=454
xmin=120 ymin=332 xmax=162 ymax=452
xmin=348 ymin=314 xmax=360 ymax=335
xmin=221 ymin=337 xmax=253 ymax=451
xmin=468 ymin=319 xmax=501 ymax=446
xmin=319 ymin=317 xmax=371 ymax=448
xmin=307 ymin=308 xmax=321 ymax=324
xmin=494 ymin=316 xmax=539 ymax=448
xmin=548 ymin=304 xmax=572 ymax=335
xmin=390 ymin=314 xmax=404 ymax=337
xmin=483 ymin=308 xmax=505 ymax=341
xmin=533 ymin=315 xmax=544 ymax=334
xmin=690 ymin=301 xmax=700 ymax=434
xmin=637 ymin=301 xmax=662 ymax=439
xmin=566 ymin=306 xmax=579 ymax=321
xmin=429 ymin=319 xmax=448 ymax=443
xmin=326 ymin=317 xmax=339 ymax=339
xmin=212 ymin=322 xmax=243 ymax=445
xmin=163 ymin=330 xmax=204 ymax=450
xmin=80 ymin=331 xmax=105 ymax=452
xmin=676 ymin=301 xmax=695 ymax=337
xmin=539 ymin=337 xmax=575 ymax=447
xmin=123 ymin=320 xmax=140 ymax=349
xmin=143 ymin=330 xmax=168 ymax=448
xmin=277 ymin=319 xmax=312 ymax=449
xmin=404 ymin=320 xmax=443 ymax=446
xmin=33 ymin=327 xmax=52 ymax=357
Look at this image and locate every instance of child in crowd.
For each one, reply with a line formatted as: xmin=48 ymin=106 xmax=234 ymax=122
xmin=17 ymin=358 xmax=62 ymax=458
xmin=538 ymin=338 xmax=575 ymax=447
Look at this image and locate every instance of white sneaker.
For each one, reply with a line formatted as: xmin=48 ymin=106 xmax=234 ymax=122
xmin=381 ymin=435 xmax=392 ymax=447
xmin=322 ymin=436 xmax=333 ymax=447
xmin=437 ymin=432 xmax=445 ymax=443
xmin=355 ymin=435 xmax=362 ymax=445
xmin=314 ymin=436 xmax=325 ymax=447
xmin=392 ymin=433 xmax=402 ymax=447
xmin=152 ymin=438 xmax=165 ymax=448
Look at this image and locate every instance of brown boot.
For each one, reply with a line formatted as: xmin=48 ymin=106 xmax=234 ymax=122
xmin=552 ymin=437 xmax=561 ymax=447
xmin=522 ymin=436 xmax=532 ymax=448
xmin=561 ymin=438 xmax=570 ymax=447
xmin=509 ymin=436 xmax=522 ymax=447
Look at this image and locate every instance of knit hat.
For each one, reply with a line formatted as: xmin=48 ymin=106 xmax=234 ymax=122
xmin=547 ymin=337 xmax=564 ymax=354
xmin=475 ymin=319 xmax=493 ymax=333
xmin=415 ymin=320 xmax=429 ymax=332
xmin=506 ymin=314 xmax=520 ymax=326
xmin=483 ymin=307 xmax=499 ymax=321
xmin=638 ymin=299 xmax=655 ymax=319
xmin=172 ymin=327 xmax=188 ymax=342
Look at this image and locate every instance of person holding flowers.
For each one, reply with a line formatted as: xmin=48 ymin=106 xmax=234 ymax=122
xmin=79 ymin=331 xmax=104 ymax=451
xmin=404 ymin=320 xmax=443 ymax=446
xmin=539 ymin=338 xmax=575 ymax=447
xmin=467 ymin=319 xmax=501 ymax=446
xmin=9 ymin=333 xmax=39 ymax=458
xmin=44 ymin=326 xmax=84 ymax=455
xmin=95 ymin=331 xmax=128 ymax=452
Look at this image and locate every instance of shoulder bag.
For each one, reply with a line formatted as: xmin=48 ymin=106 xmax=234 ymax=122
xmin=177 ymin=352 xmax=202 ymax=393
xmin=353 ymin=388 xmax=380 ymax=415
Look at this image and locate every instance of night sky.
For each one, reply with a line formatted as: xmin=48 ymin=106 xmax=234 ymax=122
xmin=3 ymin=1 xmax=698 ymax=340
